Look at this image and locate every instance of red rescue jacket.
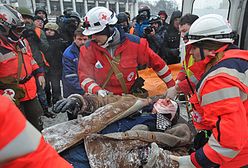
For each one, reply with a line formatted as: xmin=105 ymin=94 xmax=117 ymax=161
xmin=78 ymin=32 xmax=175 ymax=95
xmin=0 ymin=38 xmax=42 ymax=101
xmin=0 ymin=95 xmax=72 ymax=168
xmin=190 ymin=49 xmax=248 ymax=167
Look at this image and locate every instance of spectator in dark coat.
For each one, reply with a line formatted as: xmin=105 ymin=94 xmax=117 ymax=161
xmin=160 ymin=11 xmax=182 ymax=65
xmin=44 ymin=23 xmax=66 ymax=107
xmin=18 ymin=7 xmax=49 ymax=115
xmin=56 ymin=9 xmax=81 ymax=49
xmin=158 ymin=10 xmax=169 ymax=31
xmin=35 ymin=7 xmax=48 ymax=26
xmin=144 ymin=15 xmax=166 ymax=54
xmin=134 ymin=6 xmax=150 ymax=37
xmin=62 ymin=28 xmax=88 ymax=120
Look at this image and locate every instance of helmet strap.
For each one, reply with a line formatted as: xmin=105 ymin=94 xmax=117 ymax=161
xmin=8 ymin=30 xmax=20 ymax=43
xmin=100 ymin=29 xmax=116 ymax=48
xmin=199 ymin=47 xmax=205 ymax=60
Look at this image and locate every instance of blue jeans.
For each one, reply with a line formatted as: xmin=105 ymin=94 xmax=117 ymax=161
xmin=61 ymin=114 xmax=156 ymax=167
xmin=60 ymin=143 xmax=90 ymax=168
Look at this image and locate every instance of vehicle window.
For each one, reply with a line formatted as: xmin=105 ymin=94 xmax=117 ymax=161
xmin=192 ymin=0 xmax=230 ymax=19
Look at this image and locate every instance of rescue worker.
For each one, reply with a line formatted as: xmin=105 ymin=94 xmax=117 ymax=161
xmin=169 ymin=14 xmax=248 ymax=167
xmin=0 ymin=95 xmax=72 ymax=168
xmin=0 ymin=4 xmax=45 ymax=131
xmin=166 ymin=14 xmax=199 ymax=98
xmin=79 ymin=6 xmax=175 ymax=97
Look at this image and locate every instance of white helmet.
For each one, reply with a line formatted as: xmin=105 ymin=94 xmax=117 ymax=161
xmin=0 ymin=4 xmax=25 ymax=42
xmin=186 ymin=14 xmax=235 ymax=45
xmin=82 ymin=7 xmax=117 ymax=36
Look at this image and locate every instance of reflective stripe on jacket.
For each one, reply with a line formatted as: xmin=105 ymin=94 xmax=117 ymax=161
xmin=0 ymin=95 xmax=72 ymax=168
xmin=190 ymin=49 xmax=248 ymax=167
xmin=177 ymin=45 xmax=199 ymax=95
xmin=78 ymin=32 xmax=175 ymax=95
xmin=0 ymin=38 xmax=39 ymax=101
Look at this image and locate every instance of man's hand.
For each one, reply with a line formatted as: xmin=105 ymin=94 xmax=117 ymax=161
xmin=53 ymin=98 xmax=82 ymax=115
xmin=169 ymin=155 xmax=195 ymax=168
xmin=38 ymin=76 xmax=46 ymax=89
xmin=97 ymin=89 xmax=109 ymax=97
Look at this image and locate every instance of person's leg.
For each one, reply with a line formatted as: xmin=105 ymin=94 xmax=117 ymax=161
xmin=20 ymin=97 xmax=43 ymax=131
xmin=45 ymin=72 xmax=52 ymax=107
xmin=60 ymin=143 xmax=90 ymax=168
xmin=35 ymin=77 xmax=49 ymax=112
xmin=50 ymin=72 xmax=62 ymax=105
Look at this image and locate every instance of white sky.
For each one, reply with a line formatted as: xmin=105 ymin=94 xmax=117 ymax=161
xmin=145 ymin=0 xmax=183 ymax=9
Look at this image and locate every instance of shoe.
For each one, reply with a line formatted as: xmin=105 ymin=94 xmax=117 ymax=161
xmin=44 ymin=109 xmax=56 ymax=118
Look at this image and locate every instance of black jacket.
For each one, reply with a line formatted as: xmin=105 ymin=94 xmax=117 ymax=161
xmin=159 ymin=11 xmax=182 ymax=65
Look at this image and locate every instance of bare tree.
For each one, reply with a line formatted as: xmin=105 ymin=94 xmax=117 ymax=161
xmin=139 ymin=0 xmax=178 ymax=17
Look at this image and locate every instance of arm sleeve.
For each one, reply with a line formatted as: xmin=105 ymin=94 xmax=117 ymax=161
xmin=62 ymin=56 xmax=83 ymax=92
xmin=39 ymin=30 xmax=49 ymax=53
xmin=137 ymin=38 xmax=175 ymax=88
xmin=78 ymin=46 xmax=101 ymax=94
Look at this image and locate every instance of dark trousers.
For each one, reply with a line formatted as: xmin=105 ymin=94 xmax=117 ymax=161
xmin=20 ymin=97 xmax=44 ymax=131
xmin=36 ymin=77 xmax=48 ymax=111
xmin=45 ymin=70 xmax=62 ymax=105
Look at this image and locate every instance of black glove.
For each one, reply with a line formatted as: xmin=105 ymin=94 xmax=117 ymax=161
xmin=53 ymin=98 xmax=82 ymax=115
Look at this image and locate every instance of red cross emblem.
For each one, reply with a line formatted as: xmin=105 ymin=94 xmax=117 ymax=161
xmin=5 ymin=89 xmax=14 ymax=96
xmin=101 ymin=14 xmax=107 ymax=20
xmin=192 ymin=111 xmax=201 ymax=122
xmin=0 ymin=13 xmax=7 ymax=21
xmin=193 ymin=114 xmax=199 ymax=121
xmin=84 ymin=17 xmax=90 ymax=29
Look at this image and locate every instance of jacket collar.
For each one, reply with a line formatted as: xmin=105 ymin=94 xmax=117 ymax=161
xmin=70 ymin=42 xmax=80 ymax=55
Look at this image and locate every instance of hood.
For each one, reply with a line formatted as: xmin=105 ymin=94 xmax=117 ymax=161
xmin=169 ymin=10 xmax=182 ymax=25
xmin=35 ymin=7 xmax=48 ymax=19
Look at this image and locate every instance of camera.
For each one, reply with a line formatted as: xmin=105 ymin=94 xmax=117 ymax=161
xmin=144 ymin=26 xmax=153 ymax=34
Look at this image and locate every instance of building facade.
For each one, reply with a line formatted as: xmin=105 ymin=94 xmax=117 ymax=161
xmin=13 ymin=0 xmax=138 ymax=19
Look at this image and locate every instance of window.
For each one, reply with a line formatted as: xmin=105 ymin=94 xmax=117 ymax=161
xmin=192 ymin=0 xmax=230 ymax=19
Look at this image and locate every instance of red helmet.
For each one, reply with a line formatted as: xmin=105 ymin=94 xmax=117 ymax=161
xmin=0 ymin=4 xmax=25 ymax=42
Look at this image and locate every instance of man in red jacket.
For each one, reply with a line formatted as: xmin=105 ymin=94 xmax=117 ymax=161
xmin=78 ymin=6 xmax=175 ymax=97
xmin=166 ymin=14 xmax=199 ymax=99
xmin=170 ymin=14 xmax=248 ymax=167
xmin=0 ymin=4 xmax=45 ymax=131
xmin=0 ymin=95 xmax=72 ymax=168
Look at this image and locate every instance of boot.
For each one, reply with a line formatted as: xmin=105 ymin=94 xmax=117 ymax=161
xmin=43 ymin=108 xmax=56 ymax=118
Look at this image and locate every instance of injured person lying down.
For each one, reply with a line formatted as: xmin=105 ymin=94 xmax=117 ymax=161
xmin=42 ymin=94 xmax=193 ymax=168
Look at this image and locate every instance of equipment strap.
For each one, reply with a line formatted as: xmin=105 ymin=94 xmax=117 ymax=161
xmin=102 ymin=53 xmax=128 ymax=94
xmin=16 ymin=46 xmax=23 ymax=85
